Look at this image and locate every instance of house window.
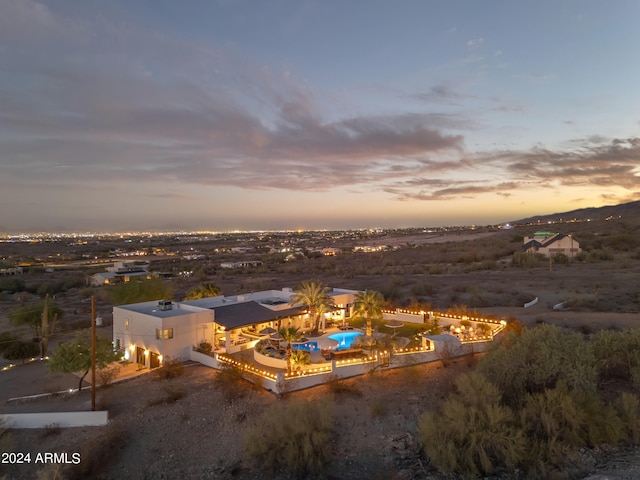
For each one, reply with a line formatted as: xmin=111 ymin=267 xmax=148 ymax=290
xmin=155 ymin=328 xmax=174 ymax=340
xmin=125 ymin=319 xmax=130 ymax=331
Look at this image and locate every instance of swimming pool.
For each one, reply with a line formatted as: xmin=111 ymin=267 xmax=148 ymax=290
xmin=328 ymin=331 xmax=362 ymax=349
xmin=295 ymin=341 xmax=319 ymax=352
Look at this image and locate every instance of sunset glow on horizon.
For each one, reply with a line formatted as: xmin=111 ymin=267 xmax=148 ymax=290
xmin=1 ymin=1 xmax=639 ymax=233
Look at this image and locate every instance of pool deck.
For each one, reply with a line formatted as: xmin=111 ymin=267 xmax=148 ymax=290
xmin=228 ymin=326 xmax=367 ymax=373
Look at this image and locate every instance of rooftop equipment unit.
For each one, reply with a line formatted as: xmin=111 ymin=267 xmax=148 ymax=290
xmin=158 ymin=300 xmax=173 ymax=311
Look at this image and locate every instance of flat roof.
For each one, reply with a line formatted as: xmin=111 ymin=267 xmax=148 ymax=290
xmin=114 ymin=301 xmax=205 ymax=319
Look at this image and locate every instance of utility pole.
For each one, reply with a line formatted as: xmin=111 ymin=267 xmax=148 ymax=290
xmin=41 ymin=294 xmax=49 ymax=359
xmin=91 ymin=295 xmax=96 ymax=411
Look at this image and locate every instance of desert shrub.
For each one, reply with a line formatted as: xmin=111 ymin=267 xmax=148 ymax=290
xmin=244 ymin=398 xmax=333 ymax=478
xmin=325 ymin=375 xmax=361 ymax=397
xmin=551 ymin=252 xmax=569 ymax=265
xmin=478 ymin=324 xmax=597 ymax=407
xmin=631 ymin=365 xmax=640 ymax=390
xmin=153 ymin=357 xmax=184 ymax=380
xmin=428 ymin=265 xmax=443 ymax=274
xmin=147 ymin=386 xmax=186 ymax=407
xmin=214 ymin=363 xmax=253 ymax=402
xmin=196 ymin=341 xmax=213 ymax=355
xmin=519 ymin=383 xmax=624 ymax=475
xmin=97 ymin=365 xmax=121 ymax=387
xmin=586 ymin=249 xmax=614 ymax=262
xmin=511 ymin=251 xmax=545 ymax=268
xmin=616 ymin=392 xmax=640 ymax=443
xmin=0 ymin=331 xmax=17 ymax=354
xmin=418 ymin=373 xmax=525 ymax=476
xmin=369 ymin=396 xmax=388 ymax=417
xmin=410 ymin=282 xmax=434 ymax=297
xmin=500 ymin=317 xmax=524 ymax=337
xmin=35 ymin=463 xmax=69 ymax=480
xmin=591 ymin=329 xmax=640 ymax=384
xmin=3 ymin=340 xmax=40 ymax=363
xmin=0 ymin=277 xmax=26 ymax=293
xmin=564 ymin=294 xmax=592 ymax=311
xmin=73 ymin=422 xmax=127 ymax=479
xmin=476 ymin=322 xmax=492 ymax=335
xmin=36 ymin=281 xmax=66 ymax=296
xmin=39 ymin=423 xmax=62 ymax=439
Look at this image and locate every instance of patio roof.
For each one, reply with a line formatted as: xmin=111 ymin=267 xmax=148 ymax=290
xmin=210 ymin=301 xmax=305 ymax=330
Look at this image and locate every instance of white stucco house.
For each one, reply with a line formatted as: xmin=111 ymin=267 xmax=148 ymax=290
xmin=89 ymin=261 xmax=150 ymax=286
xmin=112 ymin=287 xmax=359 ymax=369
xmin=220 ymin=260 xmax=263 ymax=269
xmin=523 ymin=232 xmax=580 ymax=258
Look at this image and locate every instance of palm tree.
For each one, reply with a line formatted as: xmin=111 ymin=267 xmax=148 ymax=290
xmin=185 ymin=283 xmax=221 ymax=300
xmin=353 ymin=290 xmax=384 ymax=337
xmin=278 ymin=326 xmax=302 ymax=374
xmin=290 ymin=280 xmax=334 ymax=335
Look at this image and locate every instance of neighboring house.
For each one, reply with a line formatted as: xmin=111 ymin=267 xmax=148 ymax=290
xmin=112 ymin=287 xmax=359 ymax=369
xmin=220 ymin=260 xmax=263 ymax=269
xmin=523 ymin=232 xmax=580 ymax=258
xmin=89 ymin=261 xmax=150 ymax=286
xmin=0 ymin=267 xmax=23 ymax=276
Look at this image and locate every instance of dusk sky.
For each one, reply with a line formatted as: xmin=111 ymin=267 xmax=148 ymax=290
xmin=1 ymin=1 xmax=639 ymax=233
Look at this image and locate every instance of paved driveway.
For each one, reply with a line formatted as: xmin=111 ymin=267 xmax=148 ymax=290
xmin=0 ymin=359 xmax=85 ymax=404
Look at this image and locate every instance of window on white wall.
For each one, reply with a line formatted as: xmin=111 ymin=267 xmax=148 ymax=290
xmin=155 ymin=328 xmax=174 ymax=340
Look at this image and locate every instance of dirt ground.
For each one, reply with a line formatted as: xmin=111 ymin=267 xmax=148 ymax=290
xmin=0 ymin=361 xmax=458 ymax=480
xmin=4 ymin=360 xmax=640 ymax=480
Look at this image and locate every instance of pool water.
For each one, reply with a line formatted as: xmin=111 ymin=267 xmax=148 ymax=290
xmin=295 ymin=341 xmax=319 ymax=352
xmin=328 ymin=331 xmax=362 ymax=350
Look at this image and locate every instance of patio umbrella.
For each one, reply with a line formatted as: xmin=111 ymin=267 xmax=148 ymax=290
xmin=259 ymin=327 xmax=277 ymax=336
xmin=316 ymin=337 xmax=339 ymax=350
xmin=385 ymin=319 xmax=404 ymax=337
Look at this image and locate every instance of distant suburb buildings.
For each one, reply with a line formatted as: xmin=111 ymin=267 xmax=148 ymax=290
xmin=523 ymin=232 xmax=581 ymax=258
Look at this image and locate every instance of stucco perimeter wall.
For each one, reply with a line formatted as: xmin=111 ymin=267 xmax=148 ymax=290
xmin=2 ymin=411 xmax=108 ymax=429
xmin=382 ymin=311 xmax=425 ymax=324
xmin=253 ymin=349 xmax=286 ymax=369
xmin=189 ymin=349 xmax=221 ymax=368
xmin=388 ymin=350 xmax=440 ymax=367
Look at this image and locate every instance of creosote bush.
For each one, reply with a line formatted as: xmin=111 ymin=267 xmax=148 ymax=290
xmin=478 ymin=324 xmax=597 ymax=406
xmin=591 ymin=329 xmax=640 ymax=386
xmin=146 ymin=386 xmax=186 ymax=407
xmin=153 ymin=357 xmax=184 ymax=380
xmin=244 ymin=398 xmax=333 ymax=478
xmin=73 ymin=422 xmax=128 ymax=480
xmin=214 ymin=363 xmax=253 ymax=402
xmin=520 ymin=382 xmax=624 ymax=475
xmin=97 ymin=364 xmax=121 ymax=387
xmin=418 ymin=372 xmax=525 ymax=476
xmin=616 ymin=392 xmax=640 ymax=444
xmin=325 ymin=375 xmax=362 ymax=397
xmin=420 ymin=324 xmax=640 ymax=478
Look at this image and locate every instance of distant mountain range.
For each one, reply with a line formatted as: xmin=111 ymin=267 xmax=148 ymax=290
xmin=511 ymin=200 xmax=640 ymax=225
